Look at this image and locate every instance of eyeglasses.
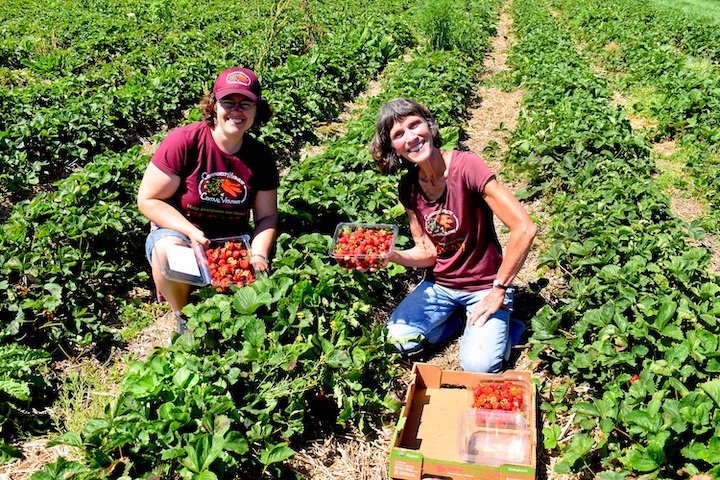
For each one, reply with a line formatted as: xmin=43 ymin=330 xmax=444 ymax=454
xmin=219 ymin=99 xmax=256 ymax=111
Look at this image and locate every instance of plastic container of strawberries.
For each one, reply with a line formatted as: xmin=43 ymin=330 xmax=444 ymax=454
xmin=159 ymin=234 xmax=253 ymax=290
xmin=203 ymin=235 xmax=254 ymax=291
xmin=329 ymin=222 xmax=398 ymax=270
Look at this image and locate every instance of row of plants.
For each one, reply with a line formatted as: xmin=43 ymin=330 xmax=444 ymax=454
xmin=0 ymin=7 xmax=415 ymax=459
xmin=617 ymin=0 xmax=720 ymax=64
xmin=0 ymin=0 xmax=306 ymax=193
xmin=547 ymin=0 xmax=720 ymax=232
xmin=26 ymin=0 xmax=504 ymax=477
xmin=0 ymin=0 xmax=409 ymax=197
xmin=508 ymin=0 xmax=720 ymax=478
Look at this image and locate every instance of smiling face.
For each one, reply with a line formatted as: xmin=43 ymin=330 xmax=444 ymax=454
xmin=389 ymin=115 xmax=433 ymax=165
xmin=214 ymin=93 xmax=257 ymax=137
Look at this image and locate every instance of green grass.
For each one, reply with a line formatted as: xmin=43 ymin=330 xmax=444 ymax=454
xmin=650 ymin=0 xmax=720 ymax=23
xmin=49 ymin=358 xmax=126 ymax=435
xmin=117 ymin=299 xmax=166 ymax=342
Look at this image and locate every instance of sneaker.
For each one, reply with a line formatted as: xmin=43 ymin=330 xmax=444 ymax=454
xmin=174 ymin=312 xmax=189 ymax=334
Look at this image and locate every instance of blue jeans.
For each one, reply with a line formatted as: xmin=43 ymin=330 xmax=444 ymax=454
xmin=145 ymin=228 xmax=190 ymax=264
xmin=386 ymin=280 xmax=514 ymax=373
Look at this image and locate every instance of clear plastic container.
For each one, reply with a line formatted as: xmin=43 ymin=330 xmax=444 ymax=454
xmin=456 ymin=408 xmax=530 ymax=466
xmin=329 ymin=222 xmax=398 ymax=269
xmin=159 ymin=234 xmax=252 ymax=289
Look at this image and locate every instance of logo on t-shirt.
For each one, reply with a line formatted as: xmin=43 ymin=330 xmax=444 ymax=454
xmin=426 ymin=209 xmax=458 ymax=236
xmin=425 ymin=209 xmax=464 ymax=258
xmin=198 ymin=172 xmax=248 ymax=205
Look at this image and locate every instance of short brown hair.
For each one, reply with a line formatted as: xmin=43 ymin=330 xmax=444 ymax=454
xmin=199 ymin=93 xmax=272 ymax=130
xmin=369 ymin=98 xmax=442 ymax=174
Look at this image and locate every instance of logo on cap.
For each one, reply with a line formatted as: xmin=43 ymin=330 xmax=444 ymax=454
xmin=226 ymin=71 xmax=252 ymax=86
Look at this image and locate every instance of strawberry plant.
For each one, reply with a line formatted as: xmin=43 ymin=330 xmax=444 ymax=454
xmin=0 ymin=344 xmax=52 ymax=462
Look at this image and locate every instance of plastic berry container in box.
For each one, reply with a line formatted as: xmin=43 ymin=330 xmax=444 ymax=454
xmin=456 ymin=407 xmax=531 ymax=466
xmin=329 ymin=223 xmax=398 ymax=270
xmin=455 ymin=378 xmax=533 ymax=466
xmin=159 ymin=234 xmax=254 ymax=292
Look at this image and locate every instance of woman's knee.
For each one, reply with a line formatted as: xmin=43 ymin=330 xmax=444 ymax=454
xmin=460 ymin=352 xmax=504 ymax=373
xmin=386 ymin=322 xmax=425 ymax=355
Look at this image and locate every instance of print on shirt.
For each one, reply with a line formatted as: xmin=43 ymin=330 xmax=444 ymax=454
xmin=198 ymin=172 xmax=248 ymax=205
xmin=425 ymin=209 xmax=466 ymax=257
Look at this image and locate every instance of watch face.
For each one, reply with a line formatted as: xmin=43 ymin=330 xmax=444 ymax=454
xmin=493 ymin=279 xmax=507 ymax=289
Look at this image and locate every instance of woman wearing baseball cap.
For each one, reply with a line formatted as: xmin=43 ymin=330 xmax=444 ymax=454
xmin=137 ymin=66 xmax=278 ymax=332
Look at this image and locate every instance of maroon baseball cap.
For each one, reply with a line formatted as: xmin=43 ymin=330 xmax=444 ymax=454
xmin=213 ymin=67 xmax=261 ymax=102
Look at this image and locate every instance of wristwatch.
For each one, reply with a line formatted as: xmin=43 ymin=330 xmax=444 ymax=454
xmin=492 ymin=279 xmax=509 ymax=290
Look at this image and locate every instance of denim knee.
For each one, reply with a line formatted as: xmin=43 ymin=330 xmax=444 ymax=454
xmin=460 ymin=353 xmax=504 ymax=373
xmin=145 ymin=228 xmax=190 ymax=263
xmin=386 ymin=322 xmax=425 ymax=355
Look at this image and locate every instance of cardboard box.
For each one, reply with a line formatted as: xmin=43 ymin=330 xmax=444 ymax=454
xmin=389 ymin=363 xmax=537 ymax=480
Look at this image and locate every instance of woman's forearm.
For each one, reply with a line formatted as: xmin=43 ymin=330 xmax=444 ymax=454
xmin=494 ymin=221 xmax=537 ymax=285
xmin=250 ymin=214 xmax=278 ymax=257
xmin=389 ymin=243 xmax=437 ymax=268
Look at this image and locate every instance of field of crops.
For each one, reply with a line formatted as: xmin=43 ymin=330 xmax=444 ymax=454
xmin=2 ymin=0 xmax=720 ymax=478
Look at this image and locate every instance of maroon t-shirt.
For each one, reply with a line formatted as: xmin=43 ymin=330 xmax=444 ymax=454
xmin=398 ymin=150 xmax=502 ymax=291
xmin=151 ymin=122 xmax=279 ymax=238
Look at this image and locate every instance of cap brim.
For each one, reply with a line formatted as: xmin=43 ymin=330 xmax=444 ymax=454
xmin=215 ymin=88 xmax=258 ymax=103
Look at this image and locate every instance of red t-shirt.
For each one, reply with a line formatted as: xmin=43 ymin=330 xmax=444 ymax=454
xmin=398 ymin=150 xmax=502 ymax=291
xmin=151 ymin=122 xmax=279 ymax=238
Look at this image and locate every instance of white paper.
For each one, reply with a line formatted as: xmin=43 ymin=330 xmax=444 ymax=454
xmin=166 ymin=244 xmax=201 ymax=277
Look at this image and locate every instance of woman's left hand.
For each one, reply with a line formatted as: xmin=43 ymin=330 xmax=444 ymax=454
xmin=468 ymin=288 xmax=507 ymax=326
xmin=251 ymin=253 xmax=270 ymax=273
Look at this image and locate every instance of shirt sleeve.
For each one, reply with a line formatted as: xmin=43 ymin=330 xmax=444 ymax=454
xmin=460 ymin=151 xmax=495 ymax=193
xmin=151 ymin=126 xmax=193 ymax=176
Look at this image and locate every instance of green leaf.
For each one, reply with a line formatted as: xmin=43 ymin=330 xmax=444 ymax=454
xmin=46 ymin=432 xmax=83 ymax=448
xmin=259 ymin=442 xmax=295 ymax=466
xmin=161 ymin=447 xmax=186 ymax=460
xmin=0 ymin=379 xmax=30 ymax=401
xmin=682 ymin=437 xmax=720 ymax=463
xmin=622 ymin=446 xmax=660 ymax=472
xmin=224 ymin=432 xmax=249 ymax=455
xmin=327 ymin=348 xmax=352 ymax=368
xmin=700 ymin=380 xmax=720 ymax=406
xmin=573 ymin=401 xmax=600 ymax=417
xmin=232 ymin=287 xmax=271 ymax=314
xmin=543 ymin=424 xmax=561 ymax=449
xmin=173 ymin=366 xmax=199 ymax=389
xmin=654 ymin=299 xmax=677 ymax=330
xmin=0 ymin=441 xmax=21 ymax=462
xmin=195 ymin=472 xmax=218 ymax=480
xmin=660 ymin=324 xmax=683 ymax=340
xmin=625 ymin=410 xmax=660 ymax=434
xmin=243 ymin=318 xmax=266 ymax=347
